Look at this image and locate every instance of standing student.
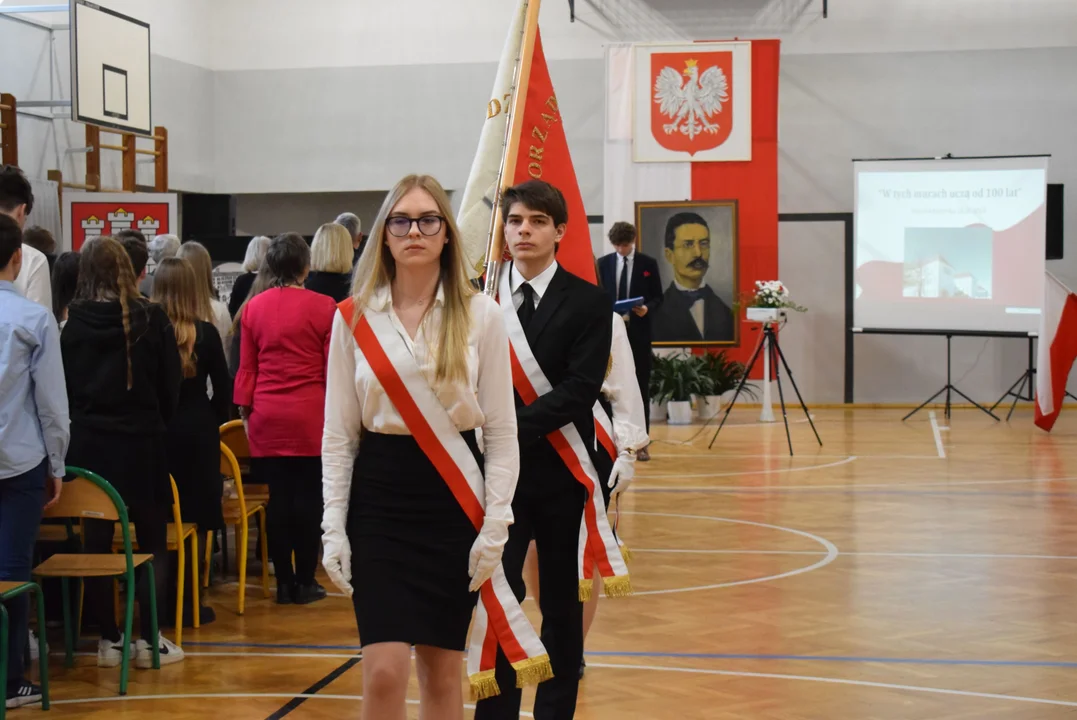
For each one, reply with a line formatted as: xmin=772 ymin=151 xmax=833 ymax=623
xmin=475 ymin=180 xmax=612 ymax=720
xmin=152 ymin=257 xmax=231 ymax=622
xmin=0 ymin=215 xmax=67 ymax=709
xmin=0 ymin=165 xmax=51 ymax=310
xmin=305 ymin=223 xmax=355 ymax=303
xmin=177 ymin=241 xmax=232 ymax=346
xmin=51 ymin=251 xmax=80 ymax=329
xmin=234 ymin=233 xmax=336 ymax=605
xmin=228 ymin=236 xmax=270 ymax=319
xmin=321 ymin=174 xmax=520 ymax=720
xmin=597 ymin=221 xmax=662 ymax=458
xmin=62 ymin=236 xmax=185 ymax=667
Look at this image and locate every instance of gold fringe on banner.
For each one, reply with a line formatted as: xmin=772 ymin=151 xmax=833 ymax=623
xmin=513 ymin=654 xmax=554 ymax=688
xmin=619 ymin=543 xmax=633 ymax=563
xmin=579 ymin=578 xmax=594 ymax=602
xmin=603 ymin=575 xmax=633 ymax=598
xmin=469 ymin=670 xmax=500 ymax=701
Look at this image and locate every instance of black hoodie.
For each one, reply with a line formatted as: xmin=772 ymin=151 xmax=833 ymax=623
xmin=61 ymin=299 xmax=182 ymax=435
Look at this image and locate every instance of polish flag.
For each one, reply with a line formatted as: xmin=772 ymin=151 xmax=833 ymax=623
xmin=1034 ymin=273 xmax=1077 ymax=431
xmin=456 ymin=0 xmax=594 ymax=284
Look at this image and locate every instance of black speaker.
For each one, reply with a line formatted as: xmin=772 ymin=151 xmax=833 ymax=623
xmin=182 ymin=193 xmax=236 ymax=241
xmin=1047 ymin=184 xmax=1063 ymax=260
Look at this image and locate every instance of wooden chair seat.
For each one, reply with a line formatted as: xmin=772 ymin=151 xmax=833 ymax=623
xmin=0 ymin=581 xmax=35 ymax=596
xmin=222 ymin=498 xmax=264 ymax=524
xmin=34 ymin=553 xmax=153 ymax=578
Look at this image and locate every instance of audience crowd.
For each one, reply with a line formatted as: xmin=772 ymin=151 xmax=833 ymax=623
xmin=0 ymin=164 xmax=361 ymax=707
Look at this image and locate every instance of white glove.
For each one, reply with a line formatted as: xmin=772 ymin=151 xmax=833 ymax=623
xmin=607 ymin=452 xmax=635 ymax=496
xmin=469 ymin=517 xmax=510 ymax=592
xmin=321 ymin=508 xmax=353 ymax=596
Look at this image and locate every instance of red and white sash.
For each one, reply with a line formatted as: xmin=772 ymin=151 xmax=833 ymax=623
xmin=497 ymin=271 xmax=632 ymax=600
xmin=593 ymin=400 xmax=616 ymax=460
xmin=341 ymin=300 xmax=551 ymax=700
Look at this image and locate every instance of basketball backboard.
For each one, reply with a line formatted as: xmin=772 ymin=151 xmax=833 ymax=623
xmin=69 ymin=0 xmax=151 ymax=136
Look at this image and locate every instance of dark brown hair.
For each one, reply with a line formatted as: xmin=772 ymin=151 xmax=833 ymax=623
xmin=265 ymin=233 xmax=310 ymax=286
xmin=0 ymin=214 xmax=21 ymax=268
xmin=74 ymin=236 xmax=145 ymax=389
xmin=0 ymin=165 xmax=33 ymax=215
xmin=115 ymin=228 xmax=149 ymax=276
xmin=22 ymin=225 xmax=56 ymax=255
xmin=608 ymin=221 xmax=636 ymax=247
xmin=500 ymin=179 xmax=568 ymax=228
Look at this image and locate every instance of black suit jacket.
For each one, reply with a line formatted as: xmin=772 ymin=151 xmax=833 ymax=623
xmin=652 ymin=284 xmax=735 ymax=343
xmin=513 ymin=264 xmax=612 ymax=496
xmin=597 ymin=252 xmax=663 ymax=344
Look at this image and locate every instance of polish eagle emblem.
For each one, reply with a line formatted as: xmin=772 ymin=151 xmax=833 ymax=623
xmin=653 ymin=59 xmax=728 ymax=141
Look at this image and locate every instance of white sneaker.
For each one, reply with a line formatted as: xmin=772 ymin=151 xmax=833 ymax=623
xmin=28 ymin=629 xmax=47 ymax=660
xmin=97 ymin=635 xmax=128 ymax=668
xmin=135 ymin=635 xmax=184 ymax=668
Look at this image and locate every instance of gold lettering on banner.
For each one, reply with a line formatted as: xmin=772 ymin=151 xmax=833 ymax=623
xmin=487 ymin=99 xmax=501 ymax=119
xmin=525 ymin=96 xmax=560 ymax=180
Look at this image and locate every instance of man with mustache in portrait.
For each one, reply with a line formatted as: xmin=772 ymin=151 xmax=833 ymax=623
xmin=653 ymin=212 xmax=734 ymax=343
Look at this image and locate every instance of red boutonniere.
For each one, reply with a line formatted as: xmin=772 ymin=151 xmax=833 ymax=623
xmin=643 ymin=270 xmax=651 ymax=277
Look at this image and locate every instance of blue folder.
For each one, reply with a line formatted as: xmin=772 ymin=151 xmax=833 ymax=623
xmin=614 ymin=296 xmax=644 ymax=314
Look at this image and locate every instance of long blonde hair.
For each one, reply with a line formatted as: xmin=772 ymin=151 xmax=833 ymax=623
xmin=73 ymin=236 xmax=145 ymax=390
xmin=353 ymin=175 xmax=473 ymax=384
xmin=176 ymin=241 xmax=217 ymax=323
xmin=151 ymin=257 xmax=200 ymax=378
xmin=310 ymin=223 xmax=354 ymax=274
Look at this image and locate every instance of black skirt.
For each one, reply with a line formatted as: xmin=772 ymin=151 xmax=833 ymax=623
xmin=347 ymin=431 xmax=481 ymax=650
xmin=66 ymin=424 xmax=171 ymax=512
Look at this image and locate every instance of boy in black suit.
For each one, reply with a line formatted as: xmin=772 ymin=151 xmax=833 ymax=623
xmin=598 ymin=221 xmax=662 ymax=458
xmin=475 ymin=180 xmax=611 ymax=720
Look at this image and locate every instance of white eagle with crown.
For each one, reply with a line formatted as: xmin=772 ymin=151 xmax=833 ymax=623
xmin=654 ymin=58 xmax=729 ymax=140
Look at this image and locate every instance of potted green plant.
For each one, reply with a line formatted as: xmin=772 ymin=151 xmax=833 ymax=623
xmin=649 ymin=354 xmax=672 ymax=423
xmin=654 ymin=354 xmax=711 ymax=425
xmin=694 ymin=351 xmax=758 ymax=419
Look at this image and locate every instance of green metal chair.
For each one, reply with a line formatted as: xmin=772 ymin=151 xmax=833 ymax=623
xmin=32 ymin=468 xmax=159 ymax=696
xmin=0 ymin=581 xmax=48 ymax=718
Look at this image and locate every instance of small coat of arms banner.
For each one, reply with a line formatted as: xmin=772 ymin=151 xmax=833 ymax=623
xmin=633 ymin=41 xmax=752 ymax=163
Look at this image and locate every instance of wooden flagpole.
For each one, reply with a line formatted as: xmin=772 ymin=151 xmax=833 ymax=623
xmin=482 ymin=0 xmax=543 ymax=296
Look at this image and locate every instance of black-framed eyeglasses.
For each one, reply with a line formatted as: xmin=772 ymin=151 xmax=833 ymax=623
xmin=386 ymin=215 xmax=445 ymax=237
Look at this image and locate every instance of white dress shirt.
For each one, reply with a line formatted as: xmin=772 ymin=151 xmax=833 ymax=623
xmin=603 ymin=314 xmax=649 ymax=453
xmin=509 ymin=260 xmax=559 ymax=311
xmin=673 ymin=278 xmax=707 ymax=337
xmin=613 ymin=251 xmax=634 ymax=299
xmin=321 ymin=285 xmax=519 ymax=524
xmin=14 ymin=243 xmax=52 ymax=311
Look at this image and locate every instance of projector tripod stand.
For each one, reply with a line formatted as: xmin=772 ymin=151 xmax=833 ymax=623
xmin=904 ymin=334 xmax=999 ymax=422
xmin=709 ymin=323 xmax=822 ymax=456
xmin=990 ymin=335 xmax=1077 ymax=421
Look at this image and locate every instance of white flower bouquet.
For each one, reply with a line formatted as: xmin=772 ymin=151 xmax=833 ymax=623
xmin=748 ymin=280 xmax=807 ymax=312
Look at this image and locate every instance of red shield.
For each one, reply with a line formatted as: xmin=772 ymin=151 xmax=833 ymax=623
xmin=650 ymin=51 xmax=734 ymax=156
xmin=69 ymin=201 xmax=171 ymax=251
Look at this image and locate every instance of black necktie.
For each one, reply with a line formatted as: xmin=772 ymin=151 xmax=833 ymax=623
xmin=681 ymin=287 xmax=707 ymax=304
xmin=618 ymin=256 xmax=629 ymax=301
xmin=518 ymin=282 xmax=536 ymax=330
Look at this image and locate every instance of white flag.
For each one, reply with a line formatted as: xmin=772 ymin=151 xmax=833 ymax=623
xmin=456 ymin=0 xmax=528 ymax=278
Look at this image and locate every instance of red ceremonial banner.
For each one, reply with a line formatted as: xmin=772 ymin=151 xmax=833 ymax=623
xmin=69 ymin=201 xmax=172 ymax=251
xmin=510 ymin=30 xmax=595 ymax=285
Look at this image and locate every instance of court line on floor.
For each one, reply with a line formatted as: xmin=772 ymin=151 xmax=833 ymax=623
xmin=177 ymin=647 xmax=1077 ymax=670
xmin=586 ymin=661 xmax=1077 ymax=709
xmin=638 ymin=455 xmax=857 ymax=479
xmin=631 ymin=474 xmax=1077 ymax=493
xmin=617 ymin=511 xmax=839 ymax=596
xmin=266 ymin=656 xmax=360 ymax=719
xmin=646 ymin=453 xmax=939 ymax=460
xmin=630 ymin=548 xmax=1077 ymax=561
xmin=929 ymin=411 xmax=947 ymax=458
xmin=48 ymin=692 xmax=533 ymax=716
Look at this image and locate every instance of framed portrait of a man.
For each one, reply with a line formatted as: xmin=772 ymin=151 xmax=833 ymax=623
xmin=635 ymin=199 xmax=738 ymax=347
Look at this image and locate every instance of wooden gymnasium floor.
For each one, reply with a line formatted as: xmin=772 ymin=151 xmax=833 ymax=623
xmin=28 ymin=406 xmax=1077 ymax=718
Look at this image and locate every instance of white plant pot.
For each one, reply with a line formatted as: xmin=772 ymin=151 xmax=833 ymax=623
xmin=649 ymin=400 xmax=667 ymax=423
xmin=697 ymin=394 xmax=724 ymax=420
xmin=746 ymin=307 xmax=782 ymax=323
xmin=667 ymin=400 xmax=694 ymax=425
